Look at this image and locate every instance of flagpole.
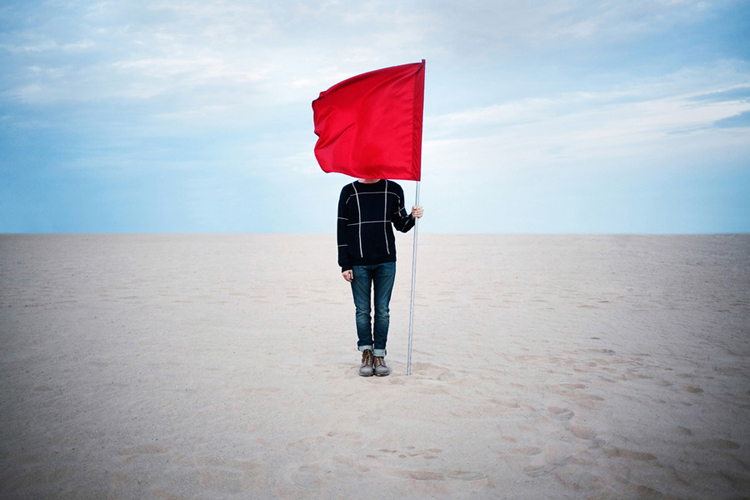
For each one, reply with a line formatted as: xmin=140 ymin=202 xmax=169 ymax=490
xmin=406 ymin=181 xmax=420 ymax=376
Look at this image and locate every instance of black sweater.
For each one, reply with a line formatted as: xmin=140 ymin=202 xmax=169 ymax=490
xmin=337 ymin=180 xmax=415 ymax=272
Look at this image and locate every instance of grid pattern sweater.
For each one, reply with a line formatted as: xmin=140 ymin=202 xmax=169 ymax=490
xmin=337 ymin=180 xmax=415 ymax=272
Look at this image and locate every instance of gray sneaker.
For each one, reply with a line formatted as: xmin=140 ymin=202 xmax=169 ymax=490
xmin=359 ymin=349 xmax=374 ymax=377
xmin=373 ymin=356 xmax=390 ymax=377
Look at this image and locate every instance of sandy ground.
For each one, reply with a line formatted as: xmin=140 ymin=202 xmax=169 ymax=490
xmin=1 ymin=233 xmax=749 ymax=499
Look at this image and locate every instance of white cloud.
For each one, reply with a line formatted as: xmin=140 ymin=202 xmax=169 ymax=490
xmin=0 ymin=39 xmax=95 ymax=52
xmin=1 ymin=0 xmax=731 ymax=110
xmin=424 ymin=76 xmax=750 ymax=174
xmin=413 ymin=0 xmax=716 ymax=56
xmin=1 ymin=0 xmax=748 ymax=233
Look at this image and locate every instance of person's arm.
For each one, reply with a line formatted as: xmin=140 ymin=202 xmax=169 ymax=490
xmin=337 ymin=187 xmax=353 ymax=281
xmin=392 ymin=186 xmax=418 ymax=232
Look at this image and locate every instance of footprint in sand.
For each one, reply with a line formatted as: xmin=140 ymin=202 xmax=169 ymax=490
xmin=587 ymin=348 xmax=616 ymax=354
xmin=373 ymin=447 xmax=442 ymax=460
xmin=282 ymin=462 xmax=325 ymax=489
xmin=694 ymin=439 xmax=740 ymax=450
xmin=402 ymin=470 xmax=445 ymax=480
xmin=603 ymin=448 xmax=657 ymax=461
xmin=522 ymin=443 xmax=573 ymax=477
xmin=447 ymin=471 xmax=487 ymax=480
xmin=546 ymin=406 xmax=575 ymax=421
xmin=569 ymin=424 xmax=598 ymax=440
xmin=509 ymin=446 xmax=542 ymax=456
xmin=560 ymin=383 xmax=587 ymax=390
xmin=410 ymin=362 xmax=458 ymax=382
xmin=630 ymin=484 xmax=664 ymax=499
xmin=573 ymin=392 xmax=605 ymax=409
xmin=396 ymin=470 xmax=487 ymax=481
xmin=491 ymin=398 xmax=521 ymax=410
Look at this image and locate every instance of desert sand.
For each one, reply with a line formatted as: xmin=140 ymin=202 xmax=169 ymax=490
xmin=1 ymin=233 xmax=749 ymax=499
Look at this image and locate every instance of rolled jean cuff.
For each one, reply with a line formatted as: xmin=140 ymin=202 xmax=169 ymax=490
xmin=373 ymin=349 xmax=386 ymax=357
xmin=359 ymin=345 xmax=373 ymax=353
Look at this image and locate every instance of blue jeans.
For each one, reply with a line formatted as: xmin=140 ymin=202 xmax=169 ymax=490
xmin=350 ymin=262 xmax=396 ymax=357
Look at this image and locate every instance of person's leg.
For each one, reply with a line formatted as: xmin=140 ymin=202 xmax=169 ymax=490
xmin=371 ymin=261 xmax=396 ymax=357
xmin=350 ymin=265 xmax=374 ymax=352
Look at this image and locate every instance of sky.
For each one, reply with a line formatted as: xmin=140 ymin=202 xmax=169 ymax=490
xmin=1 ymin=0 xmax=749 ymax=234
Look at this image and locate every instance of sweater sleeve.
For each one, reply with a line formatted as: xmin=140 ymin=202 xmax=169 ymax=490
xmin=337 ymin=187 xmax=353 ymax=272
xmin=391 ymin=185 xmax=416 ymax=233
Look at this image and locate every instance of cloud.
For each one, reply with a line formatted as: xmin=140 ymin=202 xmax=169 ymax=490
xmin=1 ymin=0 xmax=749 ymax=233
xmin=415 ymin=0 xmax=714 ymax=56
xmin=0 ymin=0 xmax=424 ymax=111
xmin=429 ymin=75 xmax=750 ymax=136
xmin=0 ymin=40 xmax=95 ymax=53
xmin=714 ymin=110 xmax=750 ymax=128
xmin=2 ymin=0 xmax=730 ymax=108
xmin=690 ymin=86 xmax=750 ymax=103
xmin=423 ymin=73 xmax=750 ymax=176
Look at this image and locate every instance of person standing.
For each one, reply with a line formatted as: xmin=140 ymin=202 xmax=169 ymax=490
xmin=337 ymin=178 xmax=424 ymax=377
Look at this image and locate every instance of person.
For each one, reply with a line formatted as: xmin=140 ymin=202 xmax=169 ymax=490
xmin=337 ymin=178 xmax=424 ymax=377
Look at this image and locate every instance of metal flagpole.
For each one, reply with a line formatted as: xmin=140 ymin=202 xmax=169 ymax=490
xmin=406 ymin=181 xmax=420 ymax=375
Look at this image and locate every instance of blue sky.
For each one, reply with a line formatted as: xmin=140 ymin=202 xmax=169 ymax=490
xmin=1 ymin=0 xmax=749 ymax=233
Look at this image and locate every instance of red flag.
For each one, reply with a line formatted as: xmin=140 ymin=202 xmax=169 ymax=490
xmin=312 ymin=61 xmax=425 ymax=181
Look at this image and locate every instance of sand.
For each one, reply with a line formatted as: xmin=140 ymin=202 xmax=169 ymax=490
xmin=1 ymin=233 xmax=749 ymax=499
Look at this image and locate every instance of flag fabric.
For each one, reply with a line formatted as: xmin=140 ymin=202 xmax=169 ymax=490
xmin=312 ymin=61 xmax=425 ymax=181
